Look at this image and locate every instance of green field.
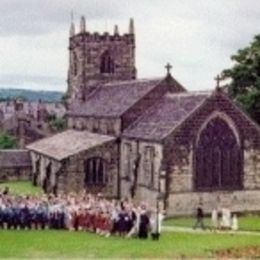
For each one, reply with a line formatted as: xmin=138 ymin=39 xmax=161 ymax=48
xmin=164 ymin=215 xmax=260 ymax=232
xmin=0 ymin=181 xmax=42 ymax=196
xmin=0 ymin=181 xmax=260 ymax=258
xmin=0 ymin=230 xmax=259 ymax=258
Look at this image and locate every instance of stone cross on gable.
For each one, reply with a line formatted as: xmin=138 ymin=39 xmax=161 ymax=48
xmin=214 ymin=74 xmax=222 ymax=89
xmin=165 ymin=63 xmax=172 ymax=76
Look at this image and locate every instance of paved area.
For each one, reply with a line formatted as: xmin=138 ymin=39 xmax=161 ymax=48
xmin=162 ymin=225 xmax=260 ymax=236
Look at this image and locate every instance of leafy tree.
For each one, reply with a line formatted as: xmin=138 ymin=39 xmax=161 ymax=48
xmin=0 ymin=132 xmax=17 ymax=149
xmin=48 ymin=117 xmax=66 ymax=132
xmin=222 ymin=35 xmax=260 ymax=124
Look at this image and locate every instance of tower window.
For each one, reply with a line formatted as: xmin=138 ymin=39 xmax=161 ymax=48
xmin=100 ymin=51 xmax=115 ymax=74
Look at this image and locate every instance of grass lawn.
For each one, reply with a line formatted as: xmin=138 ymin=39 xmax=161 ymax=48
xmin=164 ymin=215 xmax=260 ymax=232
xmin=0 ymin=181 xmax=259 ymax=258
xmin=0 ymin=181 xmax=42 ymax=196
xmin=0 ymin=230 xmax=260 ymax=258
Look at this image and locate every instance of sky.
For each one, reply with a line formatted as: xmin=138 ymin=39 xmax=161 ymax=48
xmin=0 ymin=0 xmax=259 ymax=92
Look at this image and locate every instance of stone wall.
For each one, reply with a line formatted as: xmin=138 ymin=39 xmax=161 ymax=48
xmin=57 ymin=140 xmax=119 ymax=197
xmin=168 ymin=190 xmax=260 ymax=216
xmin=243 ymin=143 xmax=260 ymax=189
xmin=0 ymin=167 xmax=30 ymax=182
xmin=67 ymin=116 xmax=121 ymax=136
xmin=120 ymin=138 xmax=163 ymax=205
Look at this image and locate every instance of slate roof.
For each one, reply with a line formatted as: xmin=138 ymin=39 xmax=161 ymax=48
xmin=26 ymin=129 xmax=115 ymax=161
xmin=68 ymin=78 xmax=164 ymax=117
xmin=0 ymin=150 xmax=31 ymax=168
xmin=123 ymin=91 xmax=211 ymax=141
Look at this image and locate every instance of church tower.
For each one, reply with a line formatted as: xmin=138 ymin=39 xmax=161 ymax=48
xmin=67 ymin=17 xmax=136 ymax=101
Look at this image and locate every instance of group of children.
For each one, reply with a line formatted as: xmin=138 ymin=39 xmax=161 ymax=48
xmin=0 ymin=188 xmax=164 ymax=240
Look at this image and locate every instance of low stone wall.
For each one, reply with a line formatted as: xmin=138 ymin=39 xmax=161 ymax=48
xmin=167 ymin=190 xmax=260 ymax=216
xmin=0 ymin=167 xmax=30 ymax=182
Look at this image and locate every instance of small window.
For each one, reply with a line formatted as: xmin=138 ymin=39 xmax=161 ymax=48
xmin=143 ymin=146 xmax=155 ymax=187
xmin=100 ymin=50 xmax=114 ymax=74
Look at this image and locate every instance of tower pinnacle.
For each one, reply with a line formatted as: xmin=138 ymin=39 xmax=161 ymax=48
xmin=70 ymin=22 xmax=75 ymax=37
xmin=80 ymin=16 xmax=86 ymax=33
xmin=114 ymin=25 xmax=119 ymax=35
xmin=69 ymin=11 xmax=75 ymax=37
xmin=129 ymin=18 xmax=134 ymax=34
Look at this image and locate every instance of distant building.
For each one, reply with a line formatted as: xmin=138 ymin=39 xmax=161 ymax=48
xmin=26 ymin=18 xmax=260 ymax=215
xmin=0 ymin=100 xmax=66 ymax=148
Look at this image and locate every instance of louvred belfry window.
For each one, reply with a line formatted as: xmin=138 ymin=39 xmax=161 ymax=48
xmin=195 ymin=117 xmax=243 ymax=191
xmin=100 ymin=50 xmax=115 ymax=74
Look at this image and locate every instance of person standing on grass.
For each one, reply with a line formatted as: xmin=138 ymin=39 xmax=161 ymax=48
xmin=150 ymin=208 xmax=165 ymax=240
xmin=138 ymin=205 xmax=150 ymax=239
xmin=193 ymin=205 xmax=205 ymax=229
xmin=231 ymin=214 xmax=238 ymax=231
xmin=211 ymin=208 xmax=218 ymax=231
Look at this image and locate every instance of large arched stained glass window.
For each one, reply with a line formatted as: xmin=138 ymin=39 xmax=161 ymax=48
xmin=195 ymin=117 xmax=243 ymax=191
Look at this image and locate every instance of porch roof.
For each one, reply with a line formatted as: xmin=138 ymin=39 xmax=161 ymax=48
xmin=26 ymin=129 xmax=115 ymax=161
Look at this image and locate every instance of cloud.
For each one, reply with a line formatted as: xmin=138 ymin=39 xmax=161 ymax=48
xmin=0 ymin=74 xmax=64 ymax=90
xmin=0 ymin=0 xmax=124 ymax=36
xmin=0 ymin=0 xmax=260 ymax=91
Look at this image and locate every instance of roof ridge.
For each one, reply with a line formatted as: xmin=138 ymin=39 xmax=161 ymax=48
xmin=166 ymin=90 xmax=212 ymax=97
xmin=103 ymin=77 xmax=162 ymax=87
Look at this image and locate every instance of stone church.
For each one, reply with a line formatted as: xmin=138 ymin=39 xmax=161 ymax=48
xmin=27 ymin=17 xmax=260 ymax=215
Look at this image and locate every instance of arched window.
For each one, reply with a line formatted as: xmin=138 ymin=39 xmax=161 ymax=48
xmin=84 ymin=157 xmax=106 ymax=186
xmin=195 ymin=117 xmax=243 ymax=191
xmin=143 ymin=146 xmax=155 ymax=187
xmin=100 ymin=50 xmax=114 ymax=74
xmin=123 ymin=143 xmax=132 ymax=179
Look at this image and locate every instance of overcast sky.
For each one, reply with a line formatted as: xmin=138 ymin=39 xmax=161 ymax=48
xmin=0 ymin=0 xmax=259 ymax=92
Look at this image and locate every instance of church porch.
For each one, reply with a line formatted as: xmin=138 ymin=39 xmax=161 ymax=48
xmin=26 ymin=129 xmax=119 ymax=197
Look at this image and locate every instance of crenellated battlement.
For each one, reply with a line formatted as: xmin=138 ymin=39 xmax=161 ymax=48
xmin=69 ymin=31 xmax=135 ymax=49
xmin=69 ymin=16 xmax=134 ymax=43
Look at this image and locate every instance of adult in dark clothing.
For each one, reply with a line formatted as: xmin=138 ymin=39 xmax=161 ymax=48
xmin=138 ymin=211 xmax=150 ymax=239
xmin=0 ymin=209 xmax=2 ymax=229
xmin=117 ymin=210 xmax=128 ymax=235
xmin=193 ymin=206 xmax=205 ymax=229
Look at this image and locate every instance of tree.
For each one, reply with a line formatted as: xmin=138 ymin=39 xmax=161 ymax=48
xmin=48 ymin=116 xmax=66 ymax=132
xmin=222 ymin=35 xmax=260 ymax=124
xmin=0 ymin=132 xmax=17 ymax=149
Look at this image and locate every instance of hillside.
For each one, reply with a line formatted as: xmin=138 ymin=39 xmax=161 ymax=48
xmin=0 ymin=89 xmax=64 ymax=102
